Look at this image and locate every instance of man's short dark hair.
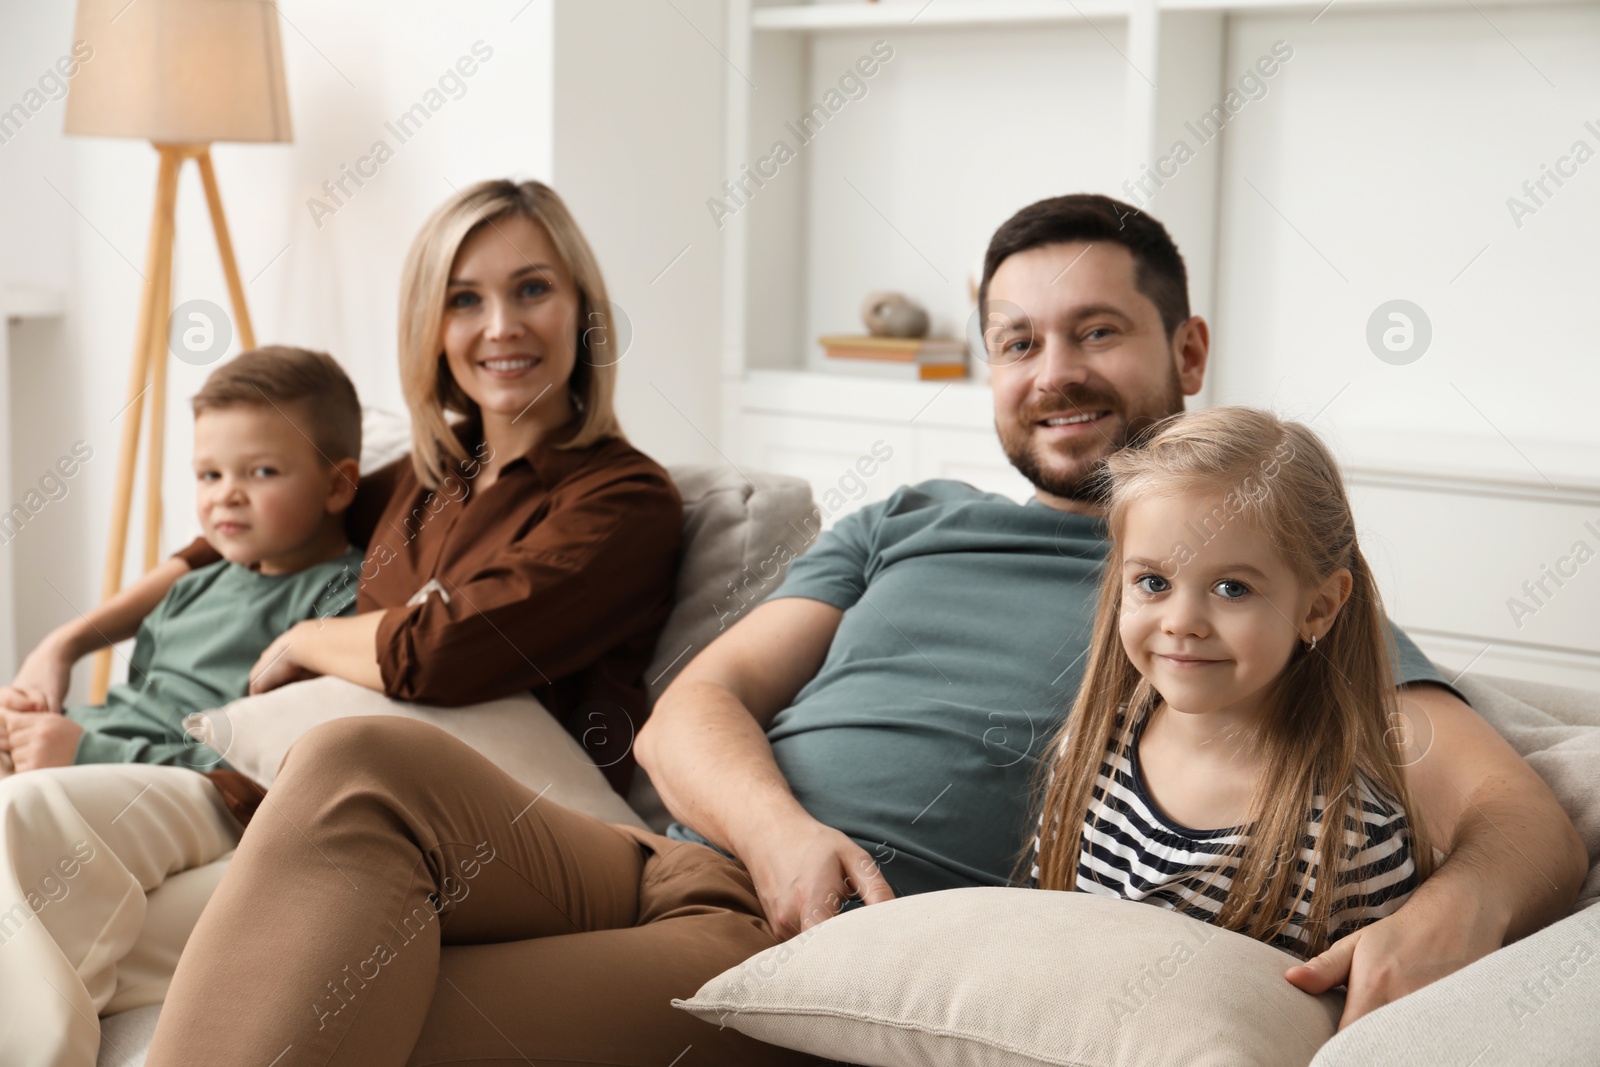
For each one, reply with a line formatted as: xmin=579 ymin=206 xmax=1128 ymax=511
xmin=192 ymin=346 xmax=362 ymax=464
xmin=979 ymin=194 xmax=1191 ymax=337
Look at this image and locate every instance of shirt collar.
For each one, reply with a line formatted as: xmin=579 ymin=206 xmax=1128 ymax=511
xmin=453 ymin=413 xmax=602 ymax=492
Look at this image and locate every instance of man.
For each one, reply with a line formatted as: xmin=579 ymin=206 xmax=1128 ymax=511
xmin=639 ymin=193 xmax=1586 ymax=1030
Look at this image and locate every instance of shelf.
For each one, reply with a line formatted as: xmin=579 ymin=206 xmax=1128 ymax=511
xmin=0 ymin=284 xmax=64 ymax=320
xmin=751 ymin=1 xmax=1129 ymax=31
xmin=736 ymin=369 xmax=997 ymax=429
xmin=752 ymin=0 xmax=1595 ymax=28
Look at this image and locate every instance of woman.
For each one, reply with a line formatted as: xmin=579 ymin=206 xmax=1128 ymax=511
xmin=181 ymin=178 xmax=677 ymax=791
xmin=144 ymin=181 xmax=821 ymax=1066
xmin=0 ymin=180 xmax=698 ymax=1067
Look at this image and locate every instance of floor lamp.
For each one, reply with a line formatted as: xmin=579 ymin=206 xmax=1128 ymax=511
xmin=64 ymin=0 xmax=292 ymax=702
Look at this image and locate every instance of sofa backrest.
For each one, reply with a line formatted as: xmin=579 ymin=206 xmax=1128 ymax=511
xmin=644 ymin=465 xmax=817 ymax=701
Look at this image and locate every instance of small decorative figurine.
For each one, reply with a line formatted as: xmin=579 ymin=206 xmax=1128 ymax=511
xmin=860 ymin=291 xmax=930 ymax=338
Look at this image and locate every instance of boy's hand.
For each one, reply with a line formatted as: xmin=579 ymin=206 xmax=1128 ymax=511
xmin=0 ymin=685 xmax=50 ymax=713
xmin=10 ymin=635 xmax=77 ymax=714
xmin=1 ymin=710 xmax=83 ymax=772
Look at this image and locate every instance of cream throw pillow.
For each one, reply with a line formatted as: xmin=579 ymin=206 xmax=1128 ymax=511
xmin=185 ymin=676 xmax=648 ymax=829
xmin=674 ymin=886 xmax=1342 ymax=1067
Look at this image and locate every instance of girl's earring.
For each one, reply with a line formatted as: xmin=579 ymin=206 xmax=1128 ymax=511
xmin=1307 ymin=633 xmax=1319 ymax=652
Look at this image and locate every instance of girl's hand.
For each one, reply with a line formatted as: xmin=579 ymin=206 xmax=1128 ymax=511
xmin=248 ymin=623 xmax=318 ymax=695
xmin=2 ymin=710 xmax=84 ymax=772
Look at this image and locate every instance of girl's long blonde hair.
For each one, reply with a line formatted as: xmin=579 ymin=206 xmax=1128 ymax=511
xmin=397 ymin=179 xmax=623 ymax=489
xmin=1028 ymin=407 xmax=1435 ymax=958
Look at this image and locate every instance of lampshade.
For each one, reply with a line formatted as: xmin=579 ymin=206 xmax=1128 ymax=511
xmin=65 ymin=0 xmax=292 ymax=144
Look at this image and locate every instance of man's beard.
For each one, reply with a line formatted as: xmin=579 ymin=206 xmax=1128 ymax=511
xmin=998 ymin=370 xmax=1185 ymax=504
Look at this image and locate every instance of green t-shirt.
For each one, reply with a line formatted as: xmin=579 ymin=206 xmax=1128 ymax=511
xmin=666 ymin=480 xmax=1458 ymax=898
xmin=67 ymin=547 xmax=363 ymax=770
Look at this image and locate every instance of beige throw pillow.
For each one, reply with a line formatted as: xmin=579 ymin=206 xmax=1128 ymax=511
xmin=186 ymin=676 xmax=647 ymax=829
xmin=674 ymin=886 xmax=1342 ymax=1067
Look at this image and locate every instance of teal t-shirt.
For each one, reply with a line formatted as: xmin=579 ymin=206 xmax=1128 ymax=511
xmin=67 ymin=547 xmax=364 ymax=771
xmin=666 ymin=480 xmax=1458 ymax=898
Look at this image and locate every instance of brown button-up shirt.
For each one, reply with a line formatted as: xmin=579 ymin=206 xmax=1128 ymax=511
xmin=177 ymin=419 xmax=682 ymax=795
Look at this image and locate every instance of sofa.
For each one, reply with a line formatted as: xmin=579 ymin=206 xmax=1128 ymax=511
xmin=91 ymin=448 xmax=1600 ymax=1066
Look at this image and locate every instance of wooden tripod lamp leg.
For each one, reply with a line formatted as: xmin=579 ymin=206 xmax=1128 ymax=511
xmin=196 ymin=148 xmax=257 ymax=350
xmin=142 ymin=218 xmax=175 ymax=574
xmin=89 ymin=146 xmax=183 ymax=704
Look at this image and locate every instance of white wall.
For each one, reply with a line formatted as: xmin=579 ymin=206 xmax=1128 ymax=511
xmin=1212 ymin=6 xmax=1600 ymax=450
xmin=1 ymin=1 xmax=86 ymax=687
xmin=2 ymin=0 xmax=555 ymax=699
xmin=1210 ymin=5 xmax=1600 ymax=686
xmin=551 ymin=0 xmax=731 ymax=471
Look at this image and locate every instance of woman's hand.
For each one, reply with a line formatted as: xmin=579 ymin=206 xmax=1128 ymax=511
xmin=737 ymin=810 xmax=896 ymax=940
xmin=1 ymin=710 xmax=84 ymax=772
xmin=249 ymin=622 xmax=319 ymax=695
xmin=8 ymin=634 xmax=78 ymax=714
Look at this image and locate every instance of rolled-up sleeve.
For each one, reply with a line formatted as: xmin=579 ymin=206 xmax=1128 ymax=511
xmin=373 ymin=469 xmax=682 ymax=706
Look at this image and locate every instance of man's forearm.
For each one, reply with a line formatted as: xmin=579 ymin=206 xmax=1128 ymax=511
xmin=1431 ymin=772 xmax=1586 ymax=944
xmin=1400 ymin=682 xmax=1587 ymax=947
xmin=638 ymin=679 xmax=815 ymax=858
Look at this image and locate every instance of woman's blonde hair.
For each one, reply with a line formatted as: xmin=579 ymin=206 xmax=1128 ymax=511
xmin=1027 ymin=406 xmax=1435 ymax=958
xmin=397 ymin=179 xmax=623 ymax=488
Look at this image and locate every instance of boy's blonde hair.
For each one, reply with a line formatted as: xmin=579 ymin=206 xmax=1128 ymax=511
xmin=191 ymin=346 xmax=361 ymax=464
xmin=1027 ymin=406 xmax=1435 ymax=958
xmin=396 ymin=179 xmax=623 ymax=489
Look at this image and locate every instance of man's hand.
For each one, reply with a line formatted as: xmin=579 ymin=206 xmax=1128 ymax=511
xmin=739 ymin=811 xmax=896 ymax=940
xmin=249 ymin=623 xmax=317 ymax=695
xmin=1290 ymin=681 xmax=1587 ymax=1030
xmin=1 ymin=710 xmax=84 ymax=772
xmin=1284 ymin=872 xmax=1507 ymax=1029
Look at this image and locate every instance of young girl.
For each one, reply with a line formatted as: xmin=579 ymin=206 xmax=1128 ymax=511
xmin=1028 ymin=406 xmax=1437 ymax=960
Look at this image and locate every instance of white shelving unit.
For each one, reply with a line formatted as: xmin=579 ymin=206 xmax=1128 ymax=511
xmin=717 ymin=0 xmax=1600 ymax=429
xmin=716 ymin=0 xmax=1600 ymax=689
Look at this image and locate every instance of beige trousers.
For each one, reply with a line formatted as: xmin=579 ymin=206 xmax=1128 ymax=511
xmin=148 ymin=717 xmax=826 ymax=1066
xmin=0 ymin=764 xmax=240 ymax=1066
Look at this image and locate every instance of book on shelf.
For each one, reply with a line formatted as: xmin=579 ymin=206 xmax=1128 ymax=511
xmin=818 ymin=335 xmax=969 ymax=381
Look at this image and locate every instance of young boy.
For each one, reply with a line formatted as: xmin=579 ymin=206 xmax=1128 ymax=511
xmin=0 ymin=346 xmax=364 ymax=775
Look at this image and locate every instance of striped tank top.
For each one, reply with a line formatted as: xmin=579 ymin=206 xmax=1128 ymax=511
xmin=1030 ymin=709 xmax=1421 ymax=958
